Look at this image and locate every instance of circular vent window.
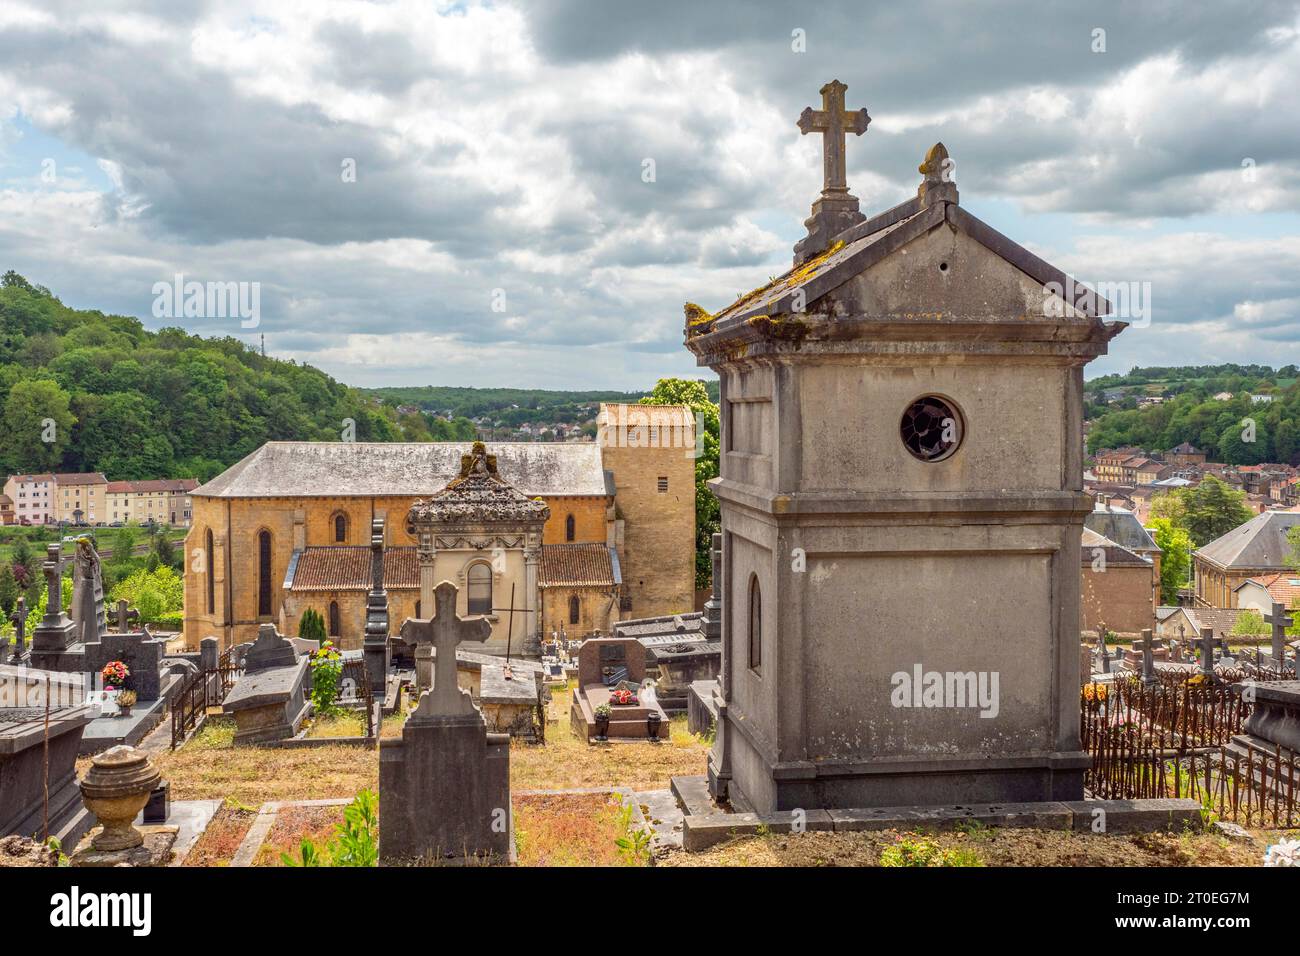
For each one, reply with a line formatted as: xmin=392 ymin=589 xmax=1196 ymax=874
xmin=900 ymin=396 xmax=963 ymax=462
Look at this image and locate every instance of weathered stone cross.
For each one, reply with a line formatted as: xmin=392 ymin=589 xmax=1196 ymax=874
xmin=400 ymin=581 xmax=490 ymax=718
xmin=6 ymin=596 xmax=23 ymax=661
xmin=1095 ymin=624 xmax=1111 ymax=673
xmin=798 ymin=79 xmax=870 ymax=197
xmin=1135 ymin=629 xmax=1159 ymax=687
xmin=1197 ymin=626 xmax=1218 ymax=683
xmin=1264 ymin=600 xmax=1293 ymax=670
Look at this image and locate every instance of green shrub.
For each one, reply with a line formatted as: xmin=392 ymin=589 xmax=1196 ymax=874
xmin=281 ymin=790 xmax=378 ymax=867
xmin=309 ymin=640 xmax=344 ymax=716
xmin=879 ymin=836 xmax=984 ymax=867
xmin=298 ymin=608 xmax=327 ymax=641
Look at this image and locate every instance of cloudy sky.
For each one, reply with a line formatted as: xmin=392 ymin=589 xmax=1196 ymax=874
xmin=1 ymin=1 xmax=1299 ymax=389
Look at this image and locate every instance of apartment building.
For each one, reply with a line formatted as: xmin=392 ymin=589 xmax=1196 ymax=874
xmin=2 ymin=474 xmax=56 ymax=524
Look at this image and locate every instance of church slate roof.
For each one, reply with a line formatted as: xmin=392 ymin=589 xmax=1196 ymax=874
xmin=1084 ymin=505 xmax=1160 ymax=555
xmin=1081 ymin=528 xmax=1151 ymax=567
xmin=1195 ymin=510 xmax=1300 ymax=570
xmin=539 ymin=543 xmax=618 ymax=587
xmin=193 ymin=441 xmax=609 ymax=499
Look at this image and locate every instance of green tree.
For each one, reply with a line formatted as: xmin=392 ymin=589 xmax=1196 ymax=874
xmin=639 ymin=378 xmax=720 ymax=589
xmin=1179 ymin=475 xmax=1255 ymax=546
xmin=1 ymin=378 xmax=75 ymax=470
xmin=1148 ymin=518 xmax=1192 ymax=604
xmin=1231 ymin=609 xmax=1268 ymax=636
xmin=0 ymin=563 xmax=16 ymax=616
xmin=299 ymin=607 xmax=327 ymax=641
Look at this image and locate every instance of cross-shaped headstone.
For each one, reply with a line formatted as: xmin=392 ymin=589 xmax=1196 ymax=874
xmin=399 ymin=581 xmax=490 ymax=718
xmin=1096 ymin=624 xmax=1111 ymax=673
xmin=1135 ymin=629 xmax=1158 ymax=687
xmin=114 ymin=599 xmax=138 ymax=634
xmin=798 ymin=79 xmax=870 ymax=198
xmin=5 ymin=596 xmax=23 ymax=662
xmin=1197 ymin=626 xmax=1218 ymax=683
xmin=1264 ymin=600 xmax=1293 ymax=669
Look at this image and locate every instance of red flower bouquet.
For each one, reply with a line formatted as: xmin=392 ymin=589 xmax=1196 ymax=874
xmin=101 ymin=660 xmax=130 ymax=689
xmin=610 ymin=687 xmax=638 ymax=706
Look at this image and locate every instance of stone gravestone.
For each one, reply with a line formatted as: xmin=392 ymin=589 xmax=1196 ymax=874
xmin=2 ymin=597 xmax=21 ymax=663
xmin=1264 ymin=601 xmax=1294 ymax=673
xmin=380 ymin=581 xmax=511 ymax=862
xmin=0 ymin=704 xmax=94 ymax=839
xmin=221 ymin=624 xmax=310 ymax=744
xmin=29 ymin=544 xmax=78 ymax=671
xmin=83 ymin=626 xmax=169 ymax=703
xmin=112 ymin=599 xmax=140 ymax=634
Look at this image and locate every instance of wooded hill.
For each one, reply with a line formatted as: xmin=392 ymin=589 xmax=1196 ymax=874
xmin=1086 ymin=364 xmax=1300 ymax=464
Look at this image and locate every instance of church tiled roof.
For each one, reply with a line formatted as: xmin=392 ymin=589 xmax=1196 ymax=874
xmin=539 ymin=543 xmax=618 ymax=587
xmin=287 ymin=546 xmax=419 ymax=591
xmin=194 ymin=441 xmax=608 ymax=499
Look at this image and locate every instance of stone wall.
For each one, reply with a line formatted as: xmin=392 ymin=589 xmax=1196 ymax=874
xmin=599 ymin=424 xmax=696 ymax=619
xmin=1080 ymin=564 xmax=1155 ymax=635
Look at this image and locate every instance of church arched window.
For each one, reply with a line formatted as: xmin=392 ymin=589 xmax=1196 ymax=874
xmin=565 ymin=514 xmax=575 ymax=542
xmin=333 ymin=513 xmax=347 ymax=543
xmin=257 ymin=529 xmax=273 ymax=618
xmin=205 ymin=528 xmax=214 ymax=615
xmin=328 ymin=600 xmax=340 ymax=637
xmin=467 ymin=563 xmax=492 ymax=615
xmin=569 ymin=595 xmax=581 ymax=625
xmin=748 ymin=574 xmax=762 ymax=673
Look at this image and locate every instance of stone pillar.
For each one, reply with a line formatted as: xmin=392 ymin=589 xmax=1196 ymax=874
xmin=523 ymin=536 xmax=541 ymax=657
xmin=418 ymin=530 xmax=436 ymax=622
xmin=364 ymin=518 xmax=391 ymax=697
xmin=706 ymin=532 xmax=731 ymax=801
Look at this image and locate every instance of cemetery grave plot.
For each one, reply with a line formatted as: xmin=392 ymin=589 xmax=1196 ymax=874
xmin=661 ymin=826 xmax=1277 ymax=868
xmin=181 ymin=803 xmax=258 ymax=867
xmin=513 ymin=791 xmax=648 ymax=867
xmin=253 ymin=803 xmax=351 ymax=866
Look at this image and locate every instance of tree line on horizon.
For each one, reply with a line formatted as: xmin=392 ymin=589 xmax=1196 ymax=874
xmin=1086 ymin=364 xmax=1300 ymax=464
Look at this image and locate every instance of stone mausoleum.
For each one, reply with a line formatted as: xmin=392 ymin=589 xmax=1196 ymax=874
xmin=685 ymin=81 xmax=1127 ymax=813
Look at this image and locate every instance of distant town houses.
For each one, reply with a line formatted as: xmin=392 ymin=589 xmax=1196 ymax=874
xmin=1086 ymin=444 xmax=1300 ymax=517
xmin=0 ymin=472 xmax=197 ymax=527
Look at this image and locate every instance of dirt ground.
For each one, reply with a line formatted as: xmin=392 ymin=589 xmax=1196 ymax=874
xmin=661 ymin=824 xmax=1290 ymax=867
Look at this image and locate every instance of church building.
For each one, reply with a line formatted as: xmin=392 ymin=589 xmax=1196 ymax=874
xmin=182 ymin=403 xmax=696 ymax=652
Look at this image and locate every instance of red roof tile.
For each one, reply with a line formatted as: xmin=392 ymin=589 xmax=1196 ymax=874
xmin=540 ymin=543 xmax=616 ymax=587
xmin=289 ymin=547 xmax=419 ymax=591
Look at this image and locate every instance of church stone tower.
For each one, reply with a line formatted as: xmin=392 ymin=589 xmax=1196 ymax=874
xmin=685 ymin=82 xmax=1126 ymax=814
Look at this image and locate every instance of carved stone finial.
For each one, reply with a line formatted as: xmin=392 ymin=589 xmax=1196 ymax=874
xmin=917 ymin=142 xmax=958 ymax=206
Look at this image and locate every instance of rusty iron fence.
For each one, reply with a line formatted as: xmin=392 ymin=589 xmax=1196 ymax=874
xmin=1081 ymin=673 xmax=1299 ymax=827
xmin=171 ymin=658 xmax=244 ymax=749
xmin=337 ymin=657 xmax=376 ymax=738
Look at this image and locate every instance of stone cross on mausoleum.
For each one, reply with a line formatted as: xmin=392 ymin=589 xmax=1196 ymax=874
xmin=399 ymin=581 xmax=490 ymax=718
xmin=798 ymin=78 xmax=870 ymax=198
xmin=793 ymin=79 xmax=871 ymax=264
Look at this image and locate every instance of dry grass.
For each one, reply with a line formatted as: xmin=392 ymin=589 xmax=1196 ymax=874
xmin=181 ymin=803 xmax=257 ymax=867
xmin=254 ymin=805 xmax=347 ymax=867
xmin=662 ymin=825 xmax=1277 ymax=867
xmin=513 ymin=792 xmax=640 ymax=867
xmin=152 ymin=685 xmax=709 ymax=805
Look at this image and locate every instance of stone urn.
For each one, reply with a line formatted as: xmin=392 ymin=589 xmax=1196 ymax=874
xmin=79 ymin=745 xmax=161 ymax=852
